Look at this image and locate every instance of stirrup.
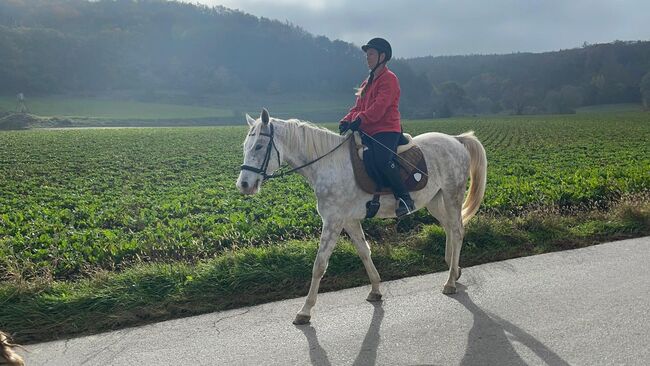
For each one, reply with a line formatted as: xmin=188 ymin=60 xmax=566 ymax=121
xmin=365 ymin=194 xmax=381 ymax=218
xmin=396 ymin=197 xmax=414 ymax=217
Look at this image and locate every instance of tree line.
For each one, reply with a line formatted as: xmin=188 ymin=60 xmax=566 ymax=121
xmin=0 ymin=0 xmax=648 ymax=119
xmin=406 ymin=41 xmax=650 ymax=116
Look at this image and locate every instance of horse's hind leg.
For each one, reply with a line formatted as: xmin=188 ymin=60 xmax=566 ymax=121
xmin=426 ymin=191 xmax=464 ymax=294
xmin=344 ymin=220 xmax=382 ymax=302
xmin=294 ymin=218 xmax=343 ymax=325
xmin=425 ymin=192 xmax=451 ymax=266
xmin=440 ymin=190 xmax=465 ymax=294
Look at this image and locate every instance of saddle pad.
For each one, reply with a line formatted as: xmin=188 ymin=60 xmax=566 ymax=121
xmin=353 ymin=132 xmax=415 ymax=157
xmin=350 ymin=135 xmax=429 ymax=195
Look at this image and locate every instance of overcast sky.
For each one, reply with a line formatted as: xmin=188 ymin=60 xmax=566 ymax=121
xmin=185 ymin=0 xmax=650 ymax=58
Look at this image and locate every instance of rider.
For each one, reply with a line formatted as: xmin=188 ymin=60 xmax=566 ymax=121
xmin=339 ymin=37 xmax=415 ymax=217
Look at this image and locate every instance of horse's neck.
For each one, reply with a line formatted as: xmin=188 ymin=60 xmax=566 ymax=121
xmin=277 ymin=124 xmax=349 ymax=186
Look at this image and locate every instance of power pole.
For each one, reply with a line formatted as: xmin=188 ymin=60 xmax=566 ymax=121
xmin=16 ymin=93 xmax=28 ymax=113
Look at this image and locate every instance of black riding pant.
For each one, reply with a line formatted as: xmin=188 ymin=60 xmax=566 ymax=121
xmin=361 ymin=131 xmax=409 ymax=198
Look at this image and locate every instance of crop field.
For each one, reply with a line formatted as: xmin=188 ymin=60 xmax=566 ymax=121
xmin=1 ymin=111 xmax=648 ymax=281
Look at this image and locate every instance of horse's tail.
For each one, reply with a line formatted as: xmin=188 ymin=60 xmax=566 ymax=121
xmin=455 ymin=131 xmax=487 ymax=226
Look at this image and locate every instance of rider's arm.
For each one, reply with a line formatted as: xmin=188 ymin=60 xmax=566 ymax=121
xmin=357 ymin=74 xmax=399 ymax=127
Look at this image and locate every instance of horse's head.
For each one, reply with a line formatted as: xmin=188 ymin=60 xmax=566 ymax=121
xmin=236 ymin=108 xmax=282 ymax=195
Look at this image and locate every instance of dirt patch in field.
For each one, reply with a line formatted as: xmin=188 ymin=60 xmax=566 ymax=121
xmin=0 ymin=113 xmax=73 ymax=130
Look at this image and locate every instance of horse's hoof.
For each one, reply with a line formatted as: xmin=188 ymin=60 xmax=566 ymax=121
xmin=366 ymin=293 xmax=383 ymax=302
xmin=456 ymin=267 xmax=462 ymax=280
xmin=293 ymin=314 xmax=311 ymax=325
xmin=442 ymin=285 xmax=457 ymax=295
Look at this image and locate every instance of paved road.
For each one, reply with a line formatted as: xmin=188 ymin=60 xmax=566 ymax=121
xmin=23 ymin=237 xmax=650 ymax=365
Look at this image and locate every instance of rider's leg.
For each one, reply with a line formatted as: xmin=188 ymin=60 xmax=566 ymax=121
xmin=370 ymin=132 xmax=415 ymax=217
xmin=362 ymin=134 xmax=384 ymax=191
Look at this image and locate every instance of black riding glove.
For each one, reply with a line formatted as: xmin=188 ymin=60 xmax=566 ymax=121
xmin=339 ymin=121 xmax=350 ymax=135
xmin=349 ymin=117 xmax=362 ymax=132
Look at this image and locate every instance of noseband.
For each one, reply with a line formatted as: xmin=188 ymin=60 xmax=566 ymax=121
xmin=240 ymin=123 xmax=281 ymax=182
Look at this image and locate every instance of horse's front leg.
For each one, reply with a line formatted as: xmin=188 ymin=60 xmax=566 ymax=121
xmin=294 ymin=218 xmax=343 ymax=325
xmin=343 ymin=220 xmax=382 ymax=301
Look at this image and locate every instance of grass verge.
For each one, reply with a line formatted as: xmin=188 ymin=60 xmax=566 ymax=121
xmin=1 ymin=201 xmax=648 ymax=344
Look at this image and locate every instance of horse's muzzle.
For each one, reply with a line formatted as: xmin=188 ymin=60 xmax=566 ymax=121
xmin=237 ymin=178 xmax=261 ymax=195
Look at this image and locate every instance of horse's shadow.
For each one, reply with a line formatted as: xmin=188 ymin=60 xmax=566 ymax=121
xmin=299 ymin=325 xmax=332 ymax=366
xmin=297 ymin=302 xmax=384 ymax=366
xmin=452 ymin=284 xmax=570 ymax=366
xmin=297 ymin=285 xmax=570 ymax=366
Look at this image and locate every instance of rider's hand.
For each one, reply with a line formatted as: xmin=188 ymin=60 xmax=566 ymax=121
xmin=349 ymin=117 xmax=361 ymax=132
xmin=339 ymin=121 xmax=350 ymax=135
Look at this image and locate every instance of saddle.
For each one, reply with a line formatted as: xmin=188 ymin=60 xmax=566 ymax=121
xmin=350 ymin=132 xmax=428 ymax=195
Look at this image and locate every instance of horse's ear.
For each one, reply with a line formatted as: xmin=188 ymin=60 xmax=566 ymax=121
xmin=261 ymin=108 xmax=269 ymax=125
xmin=245 ymin=114 xmax=256 ymax=127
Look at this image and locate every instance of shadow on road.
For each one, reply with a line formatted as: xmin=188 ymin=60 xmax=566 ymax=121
xmin=352 ymin=302 xmax=384 ymax=366
xmin=451 ymin=284 xmax=570 ymax=366
xmin=295 ymin=285 xmax=569 ymax=366
xmin=298 ymin=325 xmax=332 ymax=366
xmin=297 ymin=302 xmax=384 ymax=366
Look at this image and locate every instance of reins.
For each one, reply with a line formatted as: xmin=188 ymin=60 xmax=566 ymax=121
xmin=240 ymin=121 xmax=428 ymax=183
xmin=240 ymin=122 xmax=353 ymax=181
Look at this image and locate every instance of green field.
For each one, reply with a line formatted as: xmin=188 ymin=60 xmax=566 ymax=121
xmin=575 ymin=103 xmax=644 ymax=113
xmin=1 ymin=111 xmax=648 ymax=281
xmin=0 ymin=96 xmax=233 ymax=120
xmin=0 ymin=93 xmax=352 ymax=123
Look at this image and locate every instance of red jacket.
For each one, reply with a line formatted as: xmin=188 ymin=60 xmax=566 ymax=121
xmin=341 ymin=66 xmax=401 ymax=136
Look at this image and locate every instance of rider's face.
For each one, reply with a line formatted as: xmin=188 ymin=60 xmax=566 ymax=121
xmin=366 ymin=48 xmax=384 ymax=69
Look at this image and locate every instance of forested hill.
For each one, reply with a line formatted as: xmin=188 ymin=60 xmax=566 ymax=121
xmin=0 ymin=0 xmax=365 ymax=95
xmin=406 ymin=41 xmax=650 ymax=115
xmin=0 ymin=0 xmax=649 ymax=119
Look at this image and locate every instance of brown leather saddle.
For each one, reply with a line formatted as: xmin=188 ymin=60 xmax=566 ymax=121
xmin=350 ymin=132 xmax=428 ymax=195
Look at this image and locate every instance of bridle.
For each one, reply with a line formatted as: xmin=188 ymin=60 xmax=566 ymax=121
xmin=240 ymin=123 xmax=281 ymax=181
xmin=240 ymin=122 xmax=352 ymax=182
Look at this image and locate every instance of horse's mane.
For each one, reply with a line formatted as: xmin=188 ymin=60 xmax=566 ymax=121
xmin=277 ymin=118 xmax=346 ymax=161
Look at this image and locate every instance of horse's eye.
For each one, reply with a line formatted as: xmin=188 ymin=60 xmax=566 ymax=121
xmin=255 ymin=144 xmax=263 ymax=151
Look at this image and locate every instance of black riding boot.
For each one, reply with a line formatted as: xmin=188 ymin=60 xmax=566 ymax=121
xmin=363 ymin=148 xmax=385 ymax=191
xmin=382 ymin=160 xmax=415 ymax=217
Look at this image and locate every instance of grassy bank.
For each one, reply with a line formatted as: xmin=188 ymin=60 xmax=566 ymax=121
xmin=1 ymin=200 xmax=647 ymax=344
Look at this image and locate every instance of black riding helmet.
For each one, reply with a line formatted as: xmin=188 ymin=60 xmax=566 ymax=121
xmin=361 ymin=38 xmax=392 ymax=62
xmin=361 ymin=38 xmax=392 ymax=87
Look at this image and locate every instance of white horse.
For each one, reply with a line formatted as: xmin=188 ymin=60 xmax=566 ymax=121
xmin=236 ymin=109 xmax=487 ymax=325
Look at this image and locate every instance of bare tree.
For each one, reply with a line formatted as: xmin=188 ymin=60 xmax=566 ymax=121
xmin=641 ymin=71 xmax=650 ymax=110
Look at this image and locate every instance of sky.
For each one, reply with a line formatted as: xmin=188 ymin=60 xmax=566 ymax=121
xmin=183 ymin=0 xmax=650 ymax=58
